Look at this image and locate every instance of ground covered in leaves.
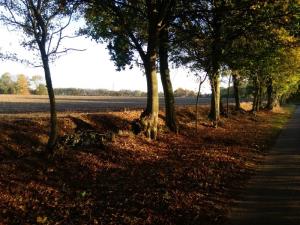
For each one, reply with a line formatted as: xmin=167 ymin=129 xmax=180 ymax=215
xmin=0 ymin=105 xmax=293 ymax=225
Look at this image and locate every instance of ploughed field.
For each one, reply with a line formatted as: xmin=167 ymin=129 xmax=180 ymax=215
xmin=0 ymin=95 xmax=204 ymax=114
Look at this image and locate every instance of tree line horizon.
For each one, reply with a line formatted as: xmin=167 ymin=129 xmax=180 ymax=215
xmin=0 ymin=0 xmax=299 ymax=152
xmin=0 ymin=71 xmax=256 ymax=99
xmin=0 ymin=72 xmax=201 ymax=97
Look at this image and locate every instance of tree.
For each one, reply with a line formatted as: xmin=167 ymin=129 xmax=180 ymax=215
xmin=225 ymin=10 xmax=299 ymax=111
xmin=0 ymin=0 xmax=79 ymax=150
xmin=16 ymin=74 xmax=30 ymax=95
xmin=195 ymin=73 xmax=208 ymax=132
xmin=31 ymin=74 xmax=43 ymax=89
xmin=0 ymin=72 xmax=15 ymax=94
xmin=232 ymin=71 xmax=241 ymax=110
xmin=174 ymin=88 xmax=196 ymax=97
xmin=171 ymin=0 xmax=228 ymax=124
xmin=266 ymin=47 xmax=300 ymax=109
xmin=225 ymin=1 xmax=299 ymax=111
xmin=35 ymin=84 xmax=48 ymax=95
xmin=159 ymin=26 xmax=178 ymax=132
xmin=31 ymin=75 xmax=47 ymax=95
xmin=172 ymin=0 xmax=299 ymax=124
xmin=84 ymin=0 xmax=176 ymax=138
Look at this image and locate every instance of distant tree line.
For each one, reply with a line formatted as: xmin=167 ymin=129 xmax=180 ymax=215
xmin=1 ymin=72 xmax=198 ymax=97
xmin=173 ymin=88 xmax=197 ymax=98
xmin=0 ymin=73 xmax=47 ymax=95
xmin=220 ymin=79 xmax=252 ymax=99
xmin=54 ymin=88 xmax=148 ymax=97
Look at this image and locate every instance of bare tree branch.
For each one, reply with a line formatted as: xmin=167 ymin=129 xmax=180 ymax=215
xmin=48 ymin=47 xmax=86 ymax=56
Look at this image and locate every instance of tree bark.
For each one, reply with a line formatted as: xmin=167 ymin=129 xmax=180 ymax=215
xmin=195 ymin=74 xmax=208 ymax=131
xmin=258 ymin=84 xmax=263 ymax=110
xmin=141 ymin=70 xmax=152 ymax=117
xmin=232 ymin=72 xmax=241 ymax=110
xmin=159 ymin=28 xmax=178 ymax=132
xmin=252 ymin=76 xmax=260 ymax=112
xmin=253 ymin=90 xmax=258 ymax=112
xmin=39 ymin=45 xmax=58 ymax=151
xmin=140 ymin=18 xmax=159 ymax=139
xmin=266 ymin=79 xmax=273 ymax=109
xmin=226 ymin=74 xmax=231 ymax=116
xmin=265 ymin=78 xmax=279 ymax=110
xmin=196 ymin=82 xmax=201 ymax=132
xmin=208 ymin=7 xmax=222 ymax=125
xmin=209 ymin=73 xmax=221 ymax=124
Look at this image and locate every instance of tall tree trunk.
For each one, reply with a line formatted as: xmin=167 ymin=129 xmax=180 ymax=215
xmin=265 ymin=78 xmax=279 ymax=110
xmin=226 ymin=74 xmax=231 ymax=116
xmin=159 ymin=28 xmax=178 ymax=132
xmin=266 ymin=79 xmax=273 ymax=110
xmin=252 ymin=92 xmax=258 ymax=112
xmin=252 ymin=76 xmax=259 ymax=112
xmin=141 ymin=58 xmax=159 ymax=139
xmin=220 ymin=96 xmax=226 ymax=116
xmin=258 ymin=84 xmax=263 ymax=110
xmin=196 ymin=82 xmax=201 ymax=132
xmin=195 ymin=75 xmax=207 ymax=132
xmin=232 ymin=72 xmax=241 ymax=110
xmin=140 ymin=21 xmax=159 ymax=139
xmin=40 ymin=45 xmax=58 ymax=151
xmin=209 ymin=8 xmax=222 ymax=125
xmin=209 ymin=72 xmax=221 ymax=124
xmin=253 ymin=90 xmax=259 ymax=112
xmin=141 ymin=70 xmax=152 ymax=117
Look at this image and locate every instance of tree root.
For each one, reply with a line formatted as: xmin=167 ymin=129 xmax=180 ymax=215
xmin=140 ymin=113 xmax=158 ymax=140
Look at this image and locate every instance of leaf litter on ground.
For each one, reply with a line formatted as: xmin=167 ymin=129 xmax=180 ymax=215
xmin=0 ymin=104 xmax=292 ymax=225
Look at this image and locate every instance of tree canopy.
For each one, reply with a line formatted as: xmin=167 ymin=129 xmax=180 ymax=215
xmin=0 ymin=0 xmax=299 ymax=146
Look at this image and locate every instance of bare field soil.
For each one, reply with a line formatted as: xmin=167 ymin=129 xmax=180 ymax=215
xmin=0 ymin=95 xmax=201 ymax=114
xmin=0 ymin=105 xmax=292 ymax=225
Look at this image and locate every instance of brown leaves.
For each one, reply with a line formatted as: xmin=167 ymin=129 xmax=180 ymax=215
xmin=36 ymin=215 xmax=47 ymax=224
xmin=0 ymin=106 xmax=290 ymax=224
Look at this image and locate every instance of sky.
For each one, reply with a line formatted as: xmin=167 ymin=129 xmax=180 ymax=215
xmin=0 ymin=23 xmax=211 ymax=93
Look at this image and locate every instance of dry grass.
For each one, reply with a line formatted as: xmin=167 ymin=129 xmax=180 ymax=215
xmin=239 ymin=102 xmax=252 ymax=111
xmin=0 ymin=105 xmax=293 ymax=225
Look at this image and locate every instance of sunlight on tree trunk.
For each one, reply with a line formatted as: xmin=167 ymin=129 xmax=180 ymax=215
xmin=0 ymin=0 xmax=79 ymax=152
xmin=140 ymin=23 xmax=159 ymax=139
xmin=159 ymin=28 xmax=178 ymax=133
xmin=232 ymin=72 xmax=241 ymax=111
xmin=209 ymin=73 xmax=221 ymax=125
xmin=196 ymin=74 xmax=207 ymax=132
xmin=40 ymin=47 xmax=58 ymax=150
xmin=141 ymin=60 xmax=159 ymax=139
xmin=226 ymin=74 xmax=231 ymax=116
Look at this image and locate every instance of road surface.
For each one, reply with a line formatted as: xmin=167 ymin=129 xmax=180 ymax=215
xmin=227 ymin=106 xmax=300 ymax=225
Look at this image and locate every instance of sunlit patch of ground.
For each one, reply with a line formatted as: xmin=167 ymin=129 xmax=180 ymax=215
xmin=0 ymin=105 xmax=293 ymax=225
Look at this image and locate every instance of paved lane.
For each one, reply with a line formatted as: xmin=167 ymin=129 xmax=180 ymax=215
xmin=227 ymin=106 xmax=300 ymax=225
